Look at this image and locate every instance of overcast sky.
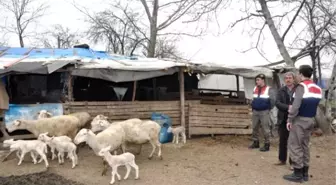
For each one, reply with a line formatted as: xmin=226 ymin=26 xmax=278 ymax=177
xmin=0 ymin=0 xmax=333 ymax=78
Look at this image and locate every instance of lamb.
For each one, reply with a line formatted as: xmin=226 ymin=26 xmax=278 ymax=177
xmin=37 ymin=110 xmax=53 ymax=119
xmin=6 ymin=140 xmax=49 ymax=167
xmin=2 ymin=139 xmax=41 ymax=163
xmin=167 ymin=126 xmax=186 ymax=144
xmin=6 ymin=115 xmax=81 ymax=139
xmin=74 ymin=125 xmax=126 ymax=176
xmin=98 ymin=146 xmax=139 ymax=185
xmin=39 ymin=134 xmax=78 ymax=168
xmin=90 ymin=115 xmax=162 ymax=160
xmin=38 ymin=132 xmax=72 ymax=160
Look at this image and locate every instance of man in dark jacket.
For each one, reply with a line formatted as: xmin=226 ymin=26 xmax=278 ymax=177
xmin=275 ymin=72 xmax=295 ymax=167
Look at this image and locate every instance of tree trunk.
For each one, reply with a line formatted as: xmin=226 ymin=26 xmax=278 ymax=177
xmin=19 ymin=33 xmax=24 ymax=48
xmin=258 ymin=0 xmax=294 ymax=67
xmin=147 ymin=25 xmax=158 ymax=57
xmin=326 ymin=62 xmax=336 ymax=120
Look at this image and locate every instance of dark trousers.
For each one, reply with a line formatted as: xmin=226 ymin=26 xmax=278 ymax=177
xmin=278 ymin=122 xmax=292 ymax=164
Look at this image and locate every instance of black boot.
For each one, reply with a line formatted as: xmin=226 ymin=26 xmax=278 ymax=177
xmin=303 ymin=166 xmax=309 ymax=181
xmin=248 ymin=141 xmax=259 ymax=149
xmin=259 ymin=143 xmax=270 ymax=152
xmin=283 ymin=168 xmax=303 ymax=183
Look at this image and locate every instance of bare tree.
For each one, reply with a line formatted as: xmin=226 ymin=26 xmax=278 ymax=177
xmin=38 ymin=24 xmax=81 ymax=49
xmin=0 ymin=0 xmax=48 ymax=47
xmin=83 ymin=8 xmax=145 ymax=55
xmin=154 ymin=37 xmax=184 ymax=59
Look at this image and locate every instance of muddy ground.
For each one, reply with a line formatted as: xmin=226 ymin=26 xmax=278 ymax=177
xmin=0 ymin=135 xmax=335 ymax=185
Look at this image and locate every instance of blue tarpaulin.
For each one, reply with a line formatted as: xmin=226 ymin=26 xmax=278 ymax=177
xmin=4 ymin=103 xmax=63 ymax=125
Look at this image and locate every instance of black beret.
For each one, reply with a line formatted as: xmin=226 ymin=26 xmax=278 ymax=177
xmin=255 ymin=74 xmax=266 ymax=80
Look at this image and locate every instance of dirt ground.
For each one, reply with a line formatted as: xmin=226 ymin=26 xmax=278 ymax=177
xmin=0 ymin=135 xmax=335 ymax=185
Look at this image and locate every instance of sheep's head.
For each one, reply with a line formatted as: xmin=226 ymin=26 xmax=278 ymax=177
xmin=6 ymin=120 xmax=24 ymax=133
xmin=98 ymin=146 xmax=111 ymax=157
xmin=74 ymin=128 xmax=91 ymax=145
xmin=38 ymin=132 xmax=50 ymax=142
xmin=93 ymin=115 xmax=108 ymax=121
xmin=37 ymin=110 xmax=53 ymax=119
xmin=91 ymin=119 xmax=110 ymax=133
xmin=3 ymin=139 xmax=15 ymax=147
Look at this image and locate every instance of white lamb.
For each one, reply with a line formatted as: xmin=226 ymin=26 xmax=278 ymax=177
xmin=98 ymin=146 xmax=139 ymax=185
xmin=50 ymin=137 xmax=78 ymax=168
xmin=90 ymin=115 xmax=162 ymax=160
xmin=7 ymin=140 xmax=49 ymax=167
xmin=74 ymin=125 xmax=126 ymax=176
xmin=167 ymin=126 xmax=186 ymax=144
xmin=38 ymin=132 xmax=72 ymax=160
xmin=2 ymin=139 xmax=41 ymax=163
xmin=36 ymin=110 xmax=53 ymax=119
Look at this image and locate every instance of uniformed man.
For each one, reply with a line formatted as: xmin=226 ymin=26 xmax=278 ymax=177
xmin=248 ymin=74 xmax=275 ymax=152
xmin=283 ymin=65 xmax=322 ymax=182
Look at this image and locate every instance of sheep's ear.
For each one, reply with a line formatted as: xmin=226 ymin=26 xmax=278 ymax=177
xmin=47 ymin=112 xmax=53 ymax=116
xmin=106 ymin=146 xmax=111 ymax=151
xmin=103 ymin=115 xmax=108 ymax=119
xmin=45 ymin=132 xmax=49 ymax=135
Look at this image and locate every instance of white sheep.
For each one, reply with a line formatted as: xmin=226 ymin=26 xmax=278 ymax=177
xmin=2 ymin=139 xmax=40 ymax=163
xmin=6 ymin=115 xmax=82 ymax=139
xmin=98 ymin=146 xmax=139 ymax=185
xmin=90 ymin=115 xmax=162 ymax=160
xmin=38 ymin=132 xmax=72 ymax=160
xmin=167 ymin=126 xmax=186 ymax=144
xmin=68 ymin=112 xmax=92 ymax=128
xmin=7 ymin=140 xmax=49 ymax=167
xmin=74 ymin=125 xmax=126 ymax=176
xmin=36 ymin=110 xmax=53 ymax=119
xmin=50 ymin=137 xmax=78 ymax=168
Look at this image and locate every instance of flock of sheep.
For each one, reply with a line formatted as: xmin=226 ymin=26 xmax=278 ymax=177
xmin=1 ymin=110 xmax=186 ymax=184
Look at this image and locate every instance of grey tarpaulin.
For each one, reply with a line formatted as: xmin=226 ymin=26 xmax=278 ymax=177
xmin=71 ymin=67 xmax=179 ymax=83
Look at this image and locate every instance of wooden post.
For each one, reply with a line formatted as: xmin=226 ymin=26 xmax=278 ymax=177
xmin=67 ymin=72 xmax=73 ymax=102
xmin=132 ymin=81 xmax=137 ymax=101
xmin=179 ymin=67 xmax=185 ymax=128
xmin=235 ymin=75 xmax=240 ymax=94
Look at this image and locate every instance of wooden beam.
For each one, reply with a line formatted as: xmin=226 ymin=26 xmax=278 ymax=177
xmin=179 ymin=67 xmax=185 ymax=128
xmin=67 ymin=72 xmax=73 ymax=102
xmin=235 ymin=75 xmax=240 ymax=93
xmin=132 ymin=81 xmax=137 ymax=101
xmin=189 ymin=127 xmax=252 ymax=136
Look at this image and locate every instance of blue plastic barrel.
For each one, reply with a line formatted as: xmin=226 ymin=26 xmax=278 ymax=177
xmin=151 ymin=112 xmax=173 ymax=143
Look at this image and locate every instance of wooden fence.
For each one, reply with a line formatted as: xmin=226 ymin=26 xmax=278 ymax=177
xmin=63 ymin=101 xmax=194 ymax=128
xmin=188 ymin=103 xmax=252 ymax=137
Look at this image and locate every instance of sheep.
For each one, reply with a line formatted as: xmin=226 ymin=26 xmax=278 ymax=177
xmin=167 ymin=126 xmax=186 ymax=144
xmin=47 ymin=136 xmax=78 ymax=169
xmin=98 ymin=146 xmax=139 ymax=185
xmin=36 ymin=110 xmax=53 ymax=119
xmin=2 ymin=139 xmax=41 ymax=163
xmin=6 ymin=115 xmax=81 ymax=139
xmin=90 ymin=115 xmax=162 ymax=160
xmin=74 ymin=125 xmax=126 ymax=176
xmin=68 ymin=112 xmax=92 ymax=128
xmin=38 ymin=132 xmax=72 ymax=160
xmin=7 ymin=140 xmax=49 ymax=167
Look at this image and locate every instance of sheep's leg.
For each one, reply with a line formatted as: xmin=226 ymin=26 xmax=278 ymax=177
xmin=115 ymin=168 xmax=121 ymax=181
xmin=148 ymin=140 xmax=156 ymax=160
xmin=18 ymin=151 xmax=26 ymax=166
xmin=30 ymin=152 xmax=37 ymax=164
xmin=176 ymin=134 xmax=179 ymax=144
xmin=156 ymin=140 xmax=162 ymax=160
xmin=57 ymin=152 xmax=62 ymax=164
xmin=2 ymin=150 xmax=14 ymax=162
xmin=73 ymin=151 xmax=78 ymax=165
xmin=16 ymin=150 xmax=21 ymax=159
xmin=182 ymin=133 xmax=186 ymax=144
xmin=69 ymin=153 xmax=76 ymax=169
xmin=121 ymin=143 xmax=126 ymax=153
xmin=136 ymin=144 xmax=142 ymax=155
xmin=110 ymin=167 xmax=117 ymax=184
xmin=172 ymin=135 xmax=176 ymax=144
xmin=129 ymin=160 xmax=139 ymax=179
xmin=124 ymin=164 xmax=131 ymax=180
xmin=37 ymin=150 xmax=49 ymax=168
xmin=51 ymin=147 xmax=56 ymax=160
xmin=61 ymin=152 xmax=65 ymax=164
xmin=101 ymin=160 xmax=108 ymax=176
xmin=113 ymin=150 xmax=117 ymax=155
